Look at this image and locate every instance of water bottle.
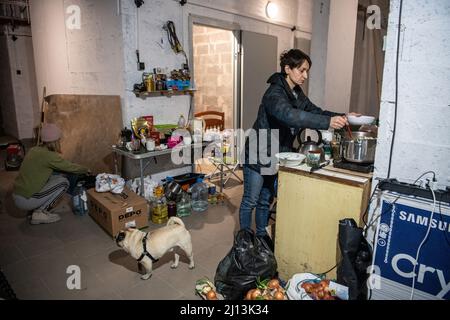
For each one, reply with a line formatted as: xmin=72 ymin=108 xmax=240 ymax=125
xmin=176 ymin=192 xmax=191 ymax=217
xmin=72 ymin=182 xmax=88 ymax=215
xmin=191 ymin=178 xmax=209 ymax=212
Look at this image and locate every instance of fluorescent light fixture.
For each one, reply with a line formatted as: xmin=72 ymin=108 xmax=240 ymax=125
xmin=266 ymin=1 xmax=278 ymax=19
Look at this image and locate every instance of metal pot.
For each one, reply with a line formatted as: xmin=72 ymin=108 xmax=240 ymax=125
xmin=341 ymin=131 xmax=377 ymax=163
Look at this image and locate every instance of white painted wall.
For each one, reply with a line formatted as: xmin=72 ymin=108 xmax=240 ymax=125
xmin=374 ymin=0 xmax=450 ymax=187
xmin=309 ymin=0 xmax=330 ymax=108
xmin=30 ymin=0 xmax=124 ymax=104
xmin=296 ymin=0 xmax=314 ymax=37
xmin=0 ymin=25 xmax=39 ymax=139
xmin=309 ymin=0 xmax=358 ymax=114
xmin=121 ymin=0 xmax=303 ymax=127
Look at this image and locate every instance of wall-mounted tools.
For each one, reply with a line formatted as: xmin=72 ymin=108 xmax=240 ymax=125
xmin=136 ymin=50 xmax=145 ymax=71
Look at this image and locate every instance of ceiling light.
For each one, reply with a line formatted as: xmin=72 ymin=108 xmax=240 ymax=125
xmin=266 ymin=2 xmax=278 ymax=19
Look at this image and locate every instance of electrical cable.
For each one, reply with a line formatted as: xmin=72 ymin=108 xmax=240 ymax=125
xmin=365 ymin=171 xmax=437 ymax=232
xmin=164 ymin=21 xmax=189 ymax=69
xmin=386 ymin=0 xmax=403 ymax=179
xmin=362 ymin=182 xmax=380 ymax=229
xmin=410 ymin=186 xmax=436 ymax=300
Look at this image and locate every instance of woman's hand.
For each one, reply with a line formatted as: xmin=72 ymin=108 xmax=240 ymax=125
xmin=330 ymin=116 xmax=348 ymax=129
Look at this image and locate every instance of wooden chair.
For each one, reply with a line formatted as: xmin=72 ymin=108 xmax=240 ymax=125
xmin=194 ymin=111 xmax=225 ymax=131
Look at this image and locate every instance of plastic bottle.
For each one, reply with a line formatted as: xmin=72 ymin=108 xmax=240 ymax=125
xmin=167 ymin=201 xmax=177 ymax=217
xmin=177 ymin=114 xmax=186 ymax=129
xmin=72 ymin=182 xmax=88 ymax=215
xmin=208 ymin=185 xmax=217 ymax=205
xmin=176 ymin=192 xmax=191 ymax=217
xmin=191 ymin=178 xmax=209 ymax=212
xmin=151 ymin=195 xmax=168 ymax=224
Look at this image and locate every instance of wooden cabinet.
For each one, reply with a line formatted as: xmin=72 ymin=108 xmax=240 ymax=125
xmin=274 ymin=165 xmax=372 ymax=280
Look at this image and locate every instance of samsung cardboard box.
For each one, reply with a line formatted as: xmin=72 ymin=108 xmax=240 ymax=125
xmin=87 ymin=187 xmax=149 ymax=237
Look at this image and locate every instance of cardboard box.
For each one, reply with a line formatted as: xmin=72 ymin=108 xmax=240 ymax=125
xmin=87 ymin=187 xmax=149 ymax=237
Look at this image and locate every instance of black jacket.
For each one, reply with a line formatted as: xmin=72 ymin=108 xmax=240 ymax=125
xmin=244 ymin=72 xmax=342 ymax=174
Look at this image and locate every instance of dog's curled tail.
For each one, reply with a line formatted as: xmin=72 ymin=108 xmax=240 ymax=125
xmin=167 ymin=216 xmax=185 ymax=228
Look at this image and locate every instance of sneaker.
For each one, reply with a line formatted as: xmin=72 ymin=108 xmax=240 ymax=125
xmin=30 ymin=209 xmax=61 ymax=225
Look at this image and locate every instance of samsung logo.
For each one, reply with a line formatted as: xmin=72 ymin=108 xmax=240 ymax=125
xmin=399 ymin=211 xmax=450 ymax=233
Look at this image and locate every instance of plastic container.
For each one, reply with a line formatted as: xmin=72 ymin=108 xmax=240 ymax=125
xmin=72 ymin=182 xmax=88 ymax=215
xmin=172 ymin=173 xmax=206 ymax=188
xmin=177 ymin=192 xmax=192 ymax=217
xmin=191 ymin=178 xmax=208 ymax=212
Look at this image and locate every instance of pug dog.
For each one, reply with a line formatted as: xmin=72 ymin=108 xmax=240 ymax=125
xmin=115 ymin=217 xmax=194 ymax=280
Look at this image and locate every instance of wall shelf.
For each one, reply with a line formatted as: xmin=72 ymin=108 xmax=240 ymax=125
xmin=134 ymin=89 xmax=196 ymax=99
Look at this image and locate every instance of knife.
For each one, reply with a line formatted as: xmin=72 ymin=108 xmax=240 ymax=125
xmin=310 ymin=160 xmax=331 ymax=173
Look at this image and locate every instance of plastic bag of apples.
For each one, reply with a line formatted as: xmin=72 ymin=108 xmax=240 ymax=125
xmin=286 ymin=273 xmax=349 ymax=300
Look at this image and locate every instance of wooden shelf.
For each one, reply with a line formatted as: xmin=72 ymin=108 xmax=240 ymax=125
xmin=134 ymin=89 xmax=196 ymax=99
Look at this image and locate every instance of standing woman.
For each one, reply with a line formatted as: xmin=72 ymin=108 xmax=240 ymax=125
xmin=12 ymin=123 xmax=89 ymax=225
xmin=240 ymin=49 xmax=359 ymax=241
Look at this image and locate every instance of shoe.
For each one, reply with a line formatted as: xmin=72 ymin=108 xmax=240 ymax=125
xmin=30 ymin=209 xmax=61 ymax=225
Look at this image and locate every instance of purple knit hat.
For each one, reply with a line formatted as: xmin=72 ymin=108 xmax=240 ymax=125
xmin=41 ymin=123 xmax=62 ymax=142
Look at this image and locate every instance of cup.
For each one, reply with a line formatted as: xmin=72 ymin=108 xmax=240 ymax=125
xmin=126 ymin=141 xmax=133 ymax=151
xmin=306 ymin=151 xmax=321 ymax=168
xmin=146 ymin=139 xmax=155 ymax=151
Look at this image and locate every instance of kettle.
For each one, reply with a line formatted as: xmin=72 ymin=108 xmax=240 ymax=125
xmin=296 ymin=129 xmax=325 ymax=162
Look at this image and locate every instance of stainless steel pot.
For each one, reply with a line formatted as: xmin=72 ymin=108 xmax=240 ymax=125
xmin=341 ymin=131 xmax=377 ymax=163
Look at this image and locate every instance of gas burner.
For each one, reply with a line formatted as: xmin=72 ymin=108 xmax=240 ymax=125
xmin=333 ymin=159 xmax=373 ymax=173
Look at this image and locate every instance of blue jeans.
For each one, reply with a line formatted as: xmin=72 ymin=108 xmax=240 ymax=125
xmin=239 ymin=165 xmax=277 ymax=236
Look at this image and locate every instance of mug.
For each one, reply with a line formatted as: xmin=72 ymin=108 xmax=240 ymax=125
xmin=306 ymin=150 xmax=321 ymax=168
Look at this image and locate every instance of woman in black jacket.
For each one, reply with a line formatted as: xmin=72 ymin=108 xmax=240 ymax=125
xmin=240 ymin=49 xmax=359 ymax=241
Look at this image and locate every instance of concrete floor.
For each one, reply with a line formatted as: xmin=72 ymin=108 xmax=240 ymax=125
xmin=0 ymin=159 xmax=246 ymax=300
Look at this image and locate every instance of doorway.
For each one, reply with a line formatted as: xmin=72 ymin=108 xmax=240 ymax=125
xmin=192 ymin=24 xmax=235 ymax=129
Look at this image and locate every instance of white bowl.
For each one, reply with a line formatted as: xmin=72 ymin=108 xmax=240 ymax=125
xmin=347 ymin=115 xmax=375 ymax=126
xmin=275 ymin=152 xmax=306 ymax=167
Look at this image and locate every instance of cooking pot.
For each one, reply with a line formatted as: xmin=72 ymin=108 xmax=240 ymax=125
xmin=341 ymin=131 xmax=377 ymax=163
xmin=296 ymin=129 xmax=325 ymax=162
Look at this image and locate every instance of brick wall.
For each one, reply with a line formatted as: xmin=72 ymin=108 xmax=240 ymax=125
xmin=193 ymin=25 xmax=234 ymax=129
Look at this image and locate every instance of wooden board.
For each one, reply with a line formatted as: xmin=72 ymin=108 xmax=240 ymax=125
xmin=274 ymin=170 xmax=371 ymax=280
xmin=45 ymin=94 xmax=122 ymax=174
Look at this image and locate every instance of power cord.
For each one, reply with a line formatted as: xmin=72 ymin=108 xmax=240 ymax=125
xmin=386 ymin=0 xmax=403 ymax=179
xmin=163 ymin=21 xmax=189 ymax=68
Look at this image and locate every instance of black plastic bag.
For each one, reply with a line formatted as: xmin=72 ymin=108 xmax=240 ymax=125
xmin=337 ymin=218 xmax=372 ymax=300
xmin=214 ymin=229 xmax=277 ymax=300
